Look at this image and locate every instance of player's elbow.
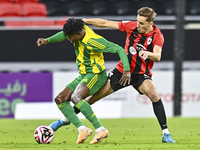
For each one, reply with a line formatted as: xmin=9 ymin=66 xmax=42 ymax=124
xmin=155 ymin=56 xmax=161 ymax=62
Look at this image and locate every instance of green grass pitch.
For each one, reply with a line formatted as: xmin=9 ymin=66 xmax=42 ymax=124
xmin=0 ymin=118 xmax=200 ymax=150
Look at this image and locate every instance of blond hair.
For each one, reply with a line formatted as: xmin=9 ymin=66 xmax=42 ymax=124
xmin=137 ymin=7 xmax=157 ymax=22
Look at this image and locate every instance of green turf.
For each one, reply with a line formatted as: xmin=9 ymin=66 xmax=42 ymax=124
xmin=0 ymin=118 xmax=200 ymax=150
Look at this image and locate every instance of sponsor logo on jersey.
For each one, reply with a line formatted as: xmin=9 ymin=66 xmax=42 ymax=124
xmin=133 ymin=34 xmax=137 ymax=37
xmin=147 ymin=38 xmax=152 ymax=45
xmin=129 ymin=46 xmax=137 ymax=55
xmin=136 ymin=43 xmax=147 ymax=51
xmin=129 ymin=43 xmax=147 ymax=55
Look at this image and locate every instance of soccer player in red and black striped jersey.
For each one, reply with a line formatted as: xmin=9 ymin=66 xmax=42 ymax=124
xmin=50 ymin=7 xmax=175 ymax=143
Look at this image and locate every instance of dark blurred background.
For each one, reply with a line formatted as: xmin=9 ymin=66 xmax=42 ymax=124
xmin=0 ymin=0 xmax=199 ymax=69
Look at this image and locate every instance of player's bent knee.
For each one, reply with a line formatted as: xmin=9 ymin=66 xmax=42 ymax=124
xmin=149 ymin=95 xmax=160 ymax=102
xmin=148 ymin=91 xmax=159 ymax=102
xmin=88 ymin=99 xmax=96 ymax=105
xmin=54 ymin=95 xmax=65 ymax=104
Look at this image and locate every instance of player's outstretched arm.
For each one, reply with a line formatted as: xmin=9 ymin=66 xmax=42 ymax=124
xmin=37 ymin=31 xmax=68 ymax=47
xmin=83 ymin=18 xmax=119 ymax=29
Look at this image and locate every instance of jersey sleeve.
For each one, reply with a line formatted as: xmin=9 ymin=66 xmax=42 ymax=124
xmin=87 ymin=38 xmax=130 ymax=71
xmin=153 ymin=32 xmax=164 ymax=48
xmin=46 ymin=31 xmax=68 ymax=43
xmin=118 ymin=21 xmax=137 ymax=32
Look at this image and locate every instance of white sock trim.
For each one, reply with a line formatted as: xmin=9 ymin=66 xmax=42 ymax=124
xmin=78 ymin=125 xmax=86 ymax=132
xmin=95 ymin=126 xmax=105 ymax=132
xmin=162 ymin=128 xmax=170 ymax=135
xmin=61 ymin=116 xmax=69 ymax=122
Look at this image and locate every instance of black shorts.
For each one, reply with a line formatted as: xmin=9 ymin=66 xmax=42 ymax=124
xmin=108 ymin=68 xmax=152 ymax=94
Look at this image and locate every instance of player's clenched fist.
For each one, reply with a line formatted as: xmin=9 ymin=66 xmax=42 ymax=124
xmin=37 ymin=38 xmax=48 ymax=46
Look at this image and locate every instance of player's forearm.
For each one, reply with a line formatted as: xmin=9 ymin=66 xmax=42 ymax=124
xmin=116 ymin=47 xmax=130 ymax=71
xmin=148 ymin=52 xmax=161 ymax=62
xmin=100 ymin=41 xmax=130 ymax=71
xmin=83 ymin=18 xmax=119 ymax=29
xmin=46 ymin=31 xmax=68 ymax=43
xmin=83 ymin=18 xmax=108 ymax=27
xmin=148 ymin=45 xmax=162 ymax=62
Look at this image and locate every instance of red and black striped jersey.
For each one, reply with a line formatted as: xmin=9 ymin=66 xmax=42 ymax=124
xmin=116 ymin=21 xmax=164 ymax=77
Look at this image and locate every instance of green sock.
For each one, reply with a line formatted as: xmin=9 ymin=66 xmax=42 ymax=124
xmin=75 ymin=99 xmax=102 ymax=129
xmin=57 ymin=101 xmax=84 ymax=128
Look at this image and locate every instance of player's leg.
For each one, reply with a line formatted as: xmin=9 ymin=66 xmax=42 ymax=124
xmin=85 ymin=80 xmax=112 ymax=144
xmin=137 ymin=79 xmax=175 ymax=143
xmin=72 ymin=79 xmax=113 ymax=115
xmin=49 ymin=116 xmax=71 ymax=131
xmin=86 ymin=79 xmax=113 ymax=104
xmin=69 ymin=83 xmax=93 ymax=144
xmin=71 ymin=70 xmax=109 ymax=144
xmin=53 ymin=76 xmax=92 ymax=144
xmin=50 ymin=87 xmax=73 ymax=131
xmin=87 ymin=68 xmax=133 ymax=144
xmin=50 ymin=68 xmax=119 ymax=132
xmin=71 ymin=83 xmax=109 ymax=144
xmin=50 ymin=79 xmax=114 ymax=131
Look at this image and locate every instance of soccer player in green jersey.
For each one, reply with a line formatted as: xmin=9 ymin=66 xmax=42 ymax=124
xmin=37 ymin=18 xmax=131 ymax=144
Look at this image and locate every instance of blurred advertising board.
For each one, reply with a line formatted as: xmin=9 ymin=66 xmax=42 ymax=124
xmin=0 ymin=72 xmax=52 ymax=118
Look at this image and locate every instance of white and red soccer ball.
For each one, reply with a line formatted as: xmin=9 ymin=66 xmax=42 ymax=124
xmin=34 ymin=125 xmax=54 ymax=144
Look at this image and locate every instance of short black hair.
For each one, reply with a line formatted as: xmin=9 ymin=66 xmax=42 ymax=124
xmin=63 ymin=18 xmax=85 ymax=36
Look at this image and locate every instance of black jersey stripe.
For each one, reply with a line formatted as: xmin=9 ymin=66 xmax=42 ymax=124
xmin=134 ymin=35 xmax=147 ymax=74
xmin=145 ymin=59 xmax=150 ymax=75
xmin=145 ymin=33 xmax=155 ymax=75
xmin=128 ymin=28 xmax=138 ymax=66
xmin=147 ymin=33 xmax=155 ymax=52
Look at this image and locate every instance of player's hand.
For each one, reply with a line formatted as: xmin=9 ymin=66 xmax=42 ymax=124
xmin=119 ymin=70 xmax=131 ymax=86
xmin=139 ymin=50 xmax=149 ymax=60
xmin=37 ymin=38 xmax=48 ymax=46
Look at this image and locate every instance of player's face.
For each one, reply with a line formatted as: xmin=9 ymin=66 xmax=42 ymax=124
xmin=67 ymin=33 xmax=82 ymax=43
xmin=136 ymin=15 xmax=153 ymax=34
xmin=67 ymin=30 xmax=85 ymax=43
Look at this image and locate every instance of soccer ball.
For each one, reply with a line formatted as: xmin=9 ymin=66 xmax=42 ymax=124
xmin=34 ymin=125 xmax=54 ymax=144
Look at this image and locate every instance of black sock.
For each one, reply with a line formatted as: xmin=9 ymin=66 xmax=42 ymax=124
xmin=73 ymin=106 xmax=80 ymax=114
xmin=152 ymin=99 xmax=167 ymax=130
